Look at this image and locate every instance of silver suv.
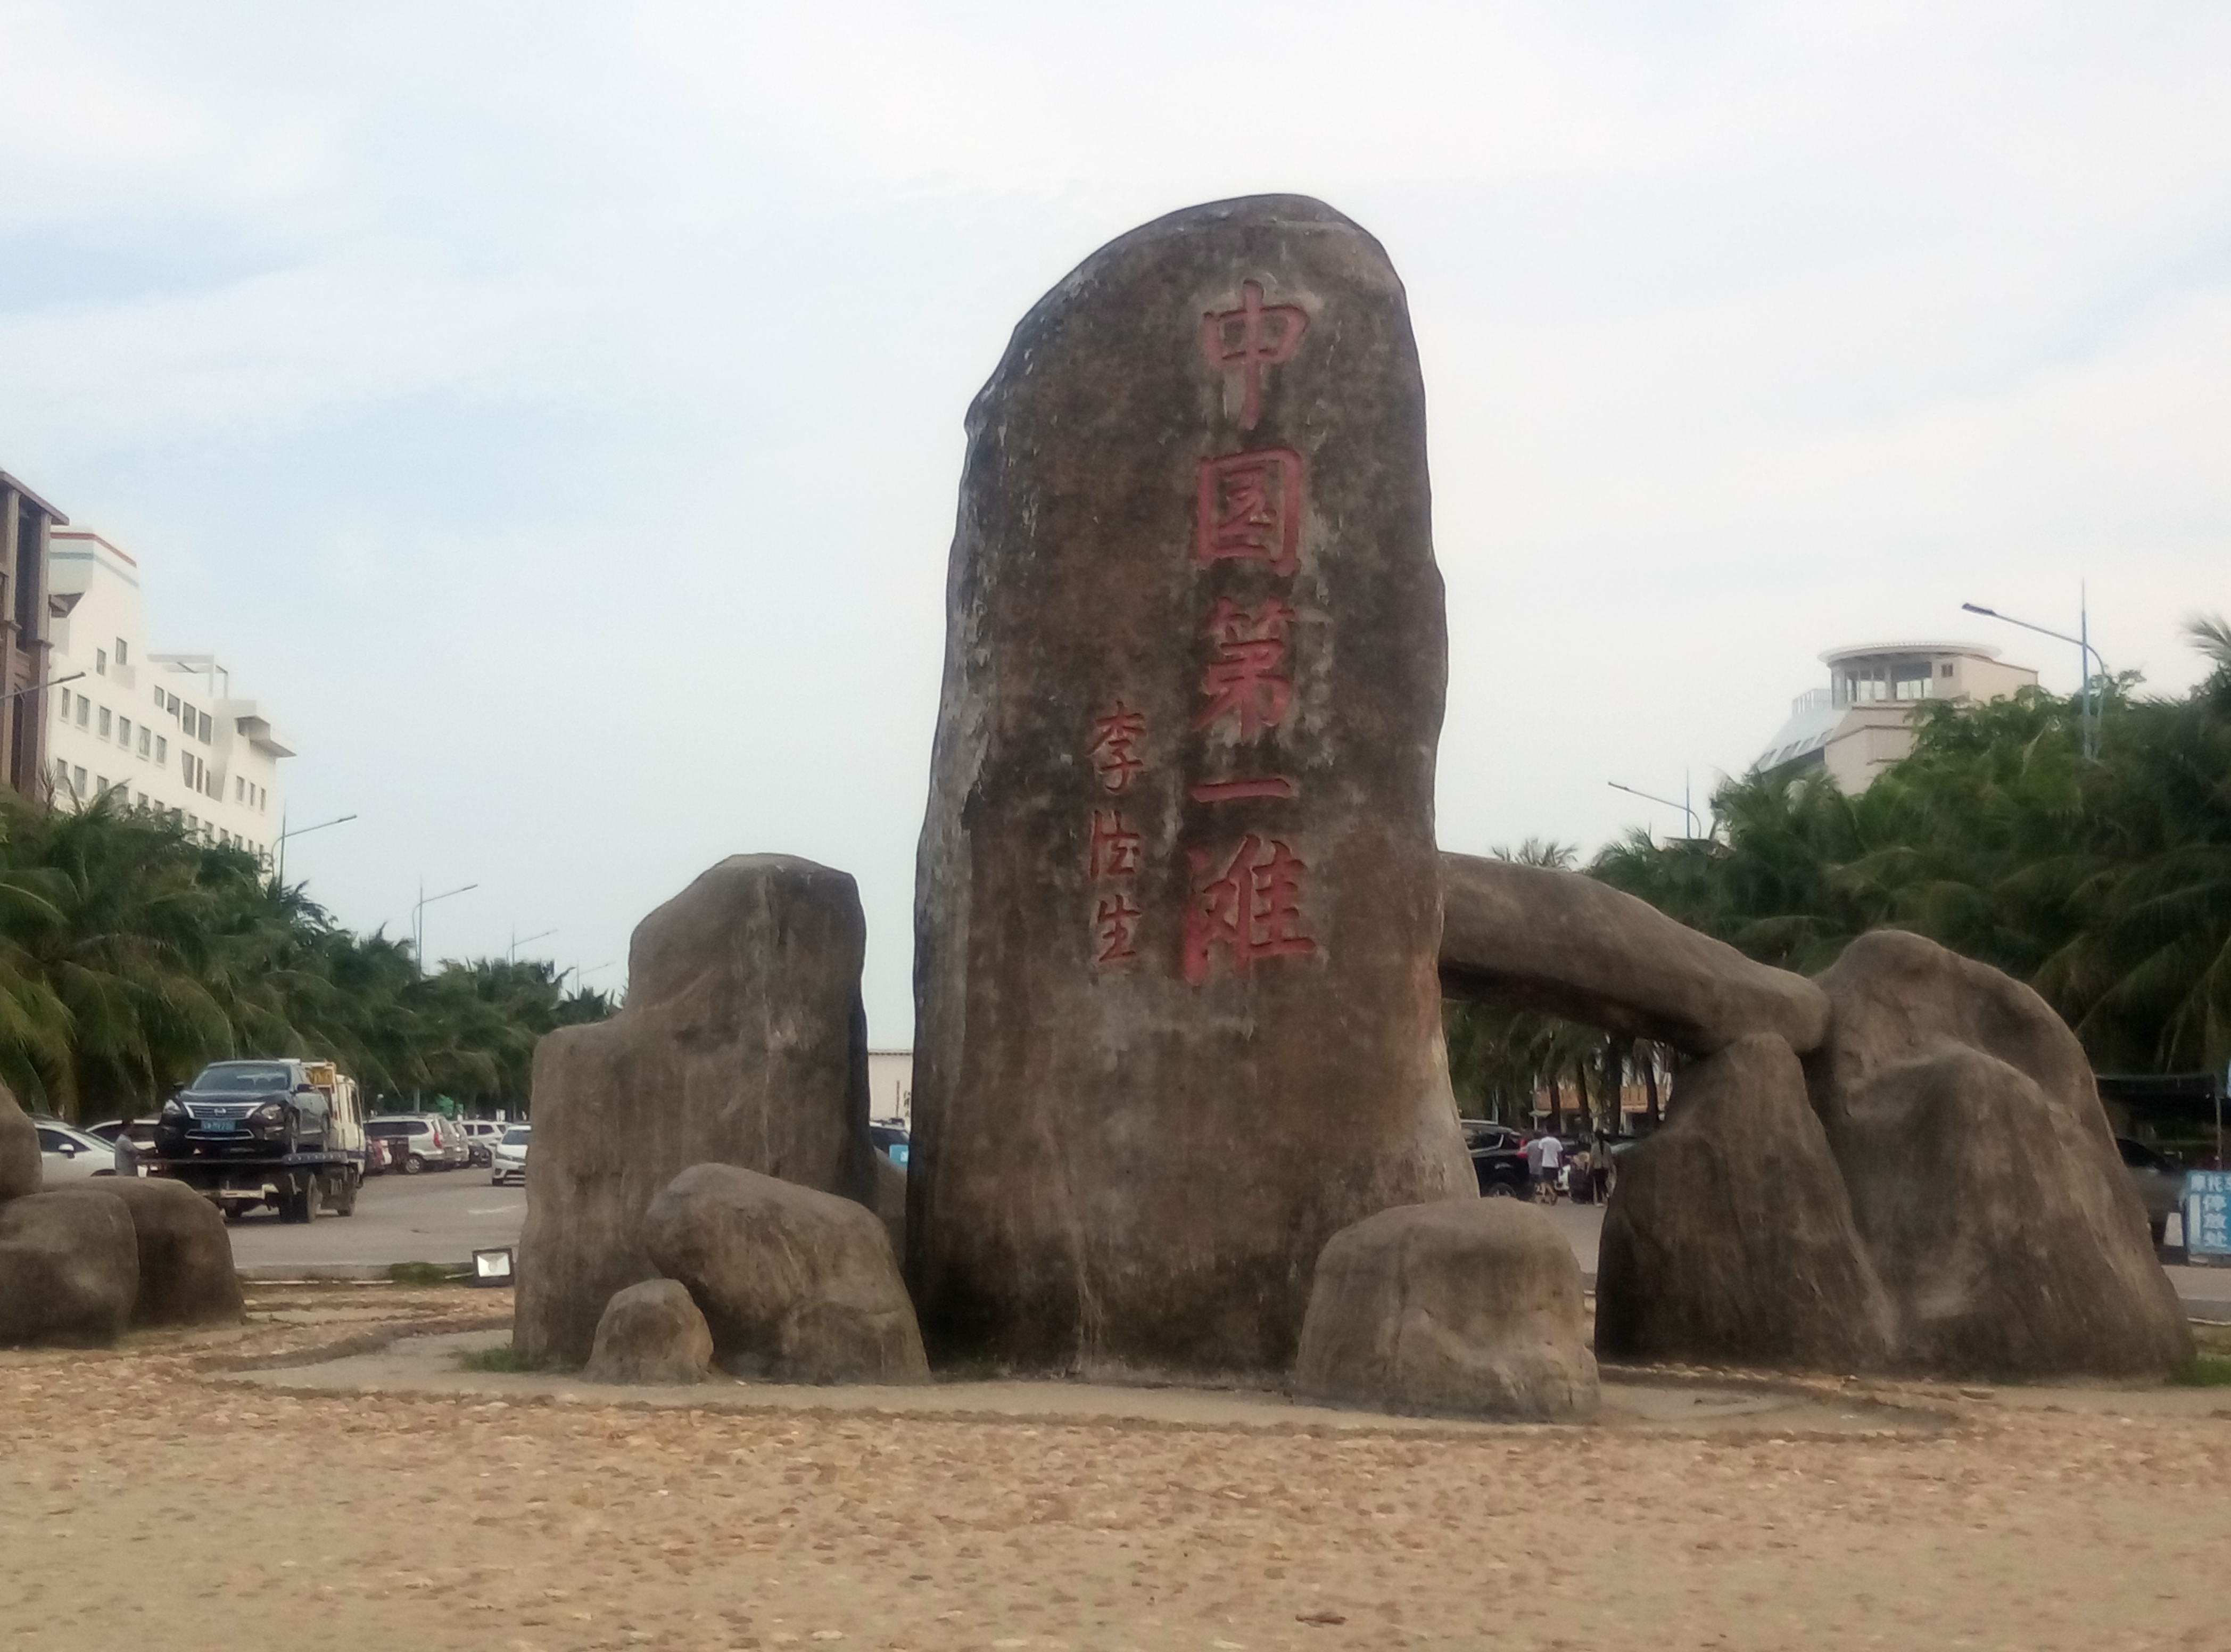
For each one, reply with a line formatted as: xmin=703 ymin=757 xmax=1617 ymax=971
xmin=365 ymin=1114 xmax=470 ymax=1174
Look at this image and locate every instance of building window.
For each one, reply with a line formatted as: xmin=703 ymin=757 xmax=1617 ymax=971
xmin=96 ymin=775 xmax=108 ymax=794
xmin=75 ymin=696 xmax=88 ymax=728
xmin=138 ymin=728 xmax=150 ymax=758
xmin=155 ymin=736 xmax=167 ymax=765
xmin=98 ymin=708 xmax=111 ymax=738
xmin=52 ymin=758 xmax=67 ymax=789
xmin=166 ymin=692 xmax=178 ymax=715
xmin=1940 ymin=662 xmax=1954 ymax=677
xmin=115 ymin=638 xmax=128 ymax=665
xmin=197 ymin=711 xmax=212 ymax=742
xmin=72 ymin=766 xmax=86 ymax=794
xmin=118 ymin=716 xmax=131 ymax=748
xmin=96 ymin=649 xmax=107 ymax=676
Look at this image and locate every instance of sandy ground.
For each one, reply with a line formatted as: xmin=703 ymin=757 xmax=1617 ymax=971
xmin=5 ymin=1288 xmax=2231 ymax=1652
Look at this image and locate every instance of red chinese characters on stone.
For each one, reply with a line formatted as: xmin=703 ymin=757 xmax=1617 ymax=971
xmin=1094 ymin=894 xmax=1142 ymax=966
xmin=1195 ymin=597 xmax=1295 ymax=740
xmin=1201 ymin=279 xmax=1308 ymax=431
xmin=1182 ymin=834 xmax=1316 ymax=985
xmin=1087 ymin=809 xmax=1143 ymax=880
xmin=1087 ymin=701 xmax=1147 ymax=794
xmin=1196 ymin=449 xmax=1304 ymax=577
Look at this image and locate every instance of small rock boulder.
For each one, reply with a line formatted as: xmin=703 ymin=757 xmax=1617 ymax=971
xmin=583 ymin=1278 xmax=716 ymax=1385
xmin=0 ymin=1190 xmax=138 ymax=1348
xmin=1295 ymin=1198 xmax=1598 ymax=1421
xmin=643 ymin=1163 xmax=929 ymax=1385
xmin=96 ymin=1178 xmax=243 ymax=1328
xmin=0 ymin=1084 xmax=38 ymax=1202
xmin=1596 ymin=1034 xmax=1894 ymax=1372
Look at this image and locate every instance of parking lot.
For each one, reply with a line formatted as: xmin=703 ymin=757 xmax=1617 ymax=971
xmin=223 ymin=1163 xmax=524 ymax=1273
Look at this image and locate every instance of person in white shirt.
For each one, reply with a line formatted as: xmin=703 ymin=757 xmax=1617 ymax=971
xmin=1525 ymin=1131 xmax=1564 ymax=1203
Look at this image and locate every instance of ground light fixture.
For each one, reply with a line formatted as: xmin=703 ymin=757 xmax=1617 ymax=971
xmin=472 ymin=1246 xmax=516 ymax=1287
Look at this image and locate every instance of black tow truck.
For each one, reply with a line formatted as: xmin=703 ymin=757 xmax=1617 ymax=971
xmin=148 ymin=1058 xmax=368 ymax=1223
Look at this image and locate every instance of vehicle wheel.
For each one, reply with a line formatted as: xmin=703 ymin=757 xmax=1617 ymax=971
xmin=402 ymin=1153 xmax=425 ymax=1175
xmin=299 ymin=1172 xmax=321 ymax=1222
xmin=1484 ymin=1180 xmax=1516 ymax=1198
xmin=334 ymin=1170 xmax=360 ymax=1217
xmin=2149 ymin=1216 xmax=2168 ymax=1249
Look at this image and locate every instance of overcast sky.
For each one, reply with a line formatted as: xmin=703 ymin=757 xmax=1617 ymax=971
xmin=3 ymin=2 xmax=2227 ymax=1042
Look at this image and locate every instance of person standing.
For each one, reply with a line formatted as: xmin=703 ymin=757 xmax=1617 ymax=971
xmin=1527 ymin=1130 xmax=1563 ymax=1204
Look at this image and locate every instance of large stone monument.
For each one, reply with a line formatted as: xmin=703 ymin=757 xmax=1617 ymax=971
xmin=912 ymin=194 xmax=1473 ymax=1376
xmin=516 ymin=855 xmax=877 ymax=1367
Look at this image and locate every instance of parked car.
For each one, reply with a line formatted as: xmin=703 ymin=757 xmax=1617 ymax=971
xmin=36 ymin=1121 xmax=119 ymax=1184
xmin=362 ymin=1133 xmax=401 ymax=1175
xmin=85 ymin=1118 xmax=159 ymax=1155
xmin=869 ymin=1121 xmax=910 ymax=1168
xmin=489 ymin=1124 xmax=532 ymax=1186
xmin=1461 ymin=1120 xmax=1530 ymax=1198
xmin=2117 ymin=1136 xmax=2186 ymax=1248
xmin=455 ymin=1119 xmax=504 ymax=1168
xmin=366 ymin=1114 xmax=470 ymax=1174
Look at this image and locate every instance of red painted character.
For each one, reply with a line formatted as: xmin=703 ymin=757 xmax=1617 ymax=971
xmin=1195 ymin=597 xmax=1295 ymax=740
xmin=1196 ymin=449 xmax=1304 ymax=576
xmin=1182 ymin=834 xmax=1316 ymax=984
xmin=1087 ymin=810 xmax=1143 ymax=879
xmin=1087 ymin=702 xmax=1148 ymax=794
xmin=1093 ymin=894 xmax=1142 ymax=967
xmin=1201 ymin=279 xmax=1308 ymax=431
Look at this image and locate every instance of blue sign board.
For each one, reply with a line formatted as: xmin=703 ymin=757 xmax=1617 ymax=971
xmin=2187 ymin=1169 xmax=2231 ymax=1260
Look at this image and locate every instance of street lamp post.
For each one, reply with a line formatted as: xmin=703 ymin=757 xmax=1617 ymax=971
xmin=1961 ymin=598 xmax=2110 ymax=761
xmin=509 ymin=928 xmax=557 ymax=965
xmin=1608 ymin=777 xmax=1700 ymax=839
xmin=411 ymin=880 xmax=478 ymax=977
xmin=274 ymin=812 xmax=359 ymax=885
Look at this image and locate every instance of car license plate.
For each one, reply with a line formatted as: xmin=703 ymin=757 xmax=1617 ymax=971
xmin=203 ymin=1119 xmax=237 ymax=1133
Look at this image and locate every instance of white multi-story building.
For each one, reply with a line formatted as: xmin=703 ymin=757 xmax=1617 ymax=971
xmin=1751 ymin=640 xmax=2039 ymax=794
xmin=44 ymin=528 xmax=292 ymax=864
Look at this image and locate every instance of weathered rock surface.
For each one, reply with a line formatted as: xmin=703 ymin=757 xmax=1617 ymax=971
xmin=913 ymin=193 xmax=1473 ymax=1377
xmin=1440 ymin=854 xmax=1830 ymax=1056
xmin=516 ymin=855 xmax=877 ymax=1368
xmin=1809 ymin=930 xmax=2190 ymax=1379
xmin=1836 ymin=1043 xmax=2192 ymax=1378
xmin=0 ymin=1191 xmax=138 ymax=1347
xmin=97 ymin=1177 xmax=244 ymax=1328
xmin=643 ymin=1162 xmax=928 ymax=1385
xmin=1595 ymin=1034 xmax=1893 ymax=1371
xmin=0 ymin=1083 xmax=37 ymax=1202
xmin=1295 ymin=1199 xmax=1597 ymax=1420
xmin=873 ymin=1149 xmax=907 ymax=1268
xmin=583 ymin=1278 xmax=715 ymax=1385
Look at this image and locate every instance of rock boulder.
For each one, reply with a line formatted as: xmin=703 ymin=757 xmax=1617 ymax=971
xmin=643 ymin=1162 xmax=928 ymax=1385
xmin=0 ymin=1084 xmax=37 ymax=1202
xmin=515 ymin=855 xmax=878 ymax=1367
xmin=1295 ymin=1199 xmax=1597 ymax=1421
xmin=583 ymin=1278 xmax=716 ymax=1385
xmin=1809 ymin=930 xmax=2190 ymax=1380
xmin=1440 ymin=855 xmax=1830 ymax=1056
xmin=1836 ymin=1043 xmax=2192 ymax=1379
xmin=913 ymin=194 xmax=1472 ymax=1377
xmin=97 ymin=1178 xmax=243 ymax=1328
xmin=0 ymin=1190 xmax=138 ymax=1348
xmin=1595 ymin=1034 xmax=1893 ymax=1371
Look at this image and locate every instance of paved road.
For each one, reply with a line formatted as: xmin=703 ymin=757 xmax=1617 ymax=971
xmin=226 ymin=1167 xmax=523 ymax=1271
xmin=224 ymin=1168 xmax=2231 ymax=1317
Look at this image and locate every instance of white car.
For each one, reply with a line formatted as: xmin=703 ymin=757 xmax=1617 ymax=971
xmin=37 ymin=1121 xmax=122 ymax=1184
xmin=489 ymin=1124 xmax=531 ymax=1186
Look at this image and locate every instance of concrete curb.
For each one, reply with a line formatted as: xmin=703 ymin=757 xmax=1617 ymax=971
xmin=238 ymin=1263 xmax=470 ymax=1283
